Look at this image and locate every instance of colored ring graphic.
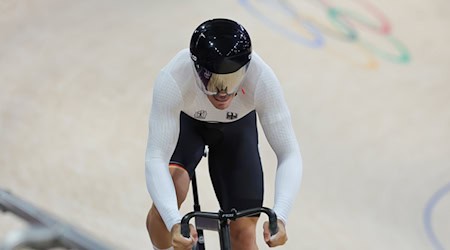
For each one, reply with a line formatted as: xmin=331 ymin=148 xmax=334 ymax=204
xmin=238 ymin=0 xmax=411 ymax=66
xmin=424 ymin=182 xmax=450 ymax=250
xmin=318 ymin=0 xmax=391 ymax=35
xmin=279 ymin=0 xmax=358 ymax=42
xmin=327 ymin=7 xmax=411 ymax=63
xmin=239 ymin=0 xmax=325 ymax=48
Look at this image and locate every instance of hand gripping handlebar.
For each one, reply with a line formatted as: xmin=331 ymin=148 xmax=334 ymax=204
xmin=180 ymin=207 xmax=278 ymax=238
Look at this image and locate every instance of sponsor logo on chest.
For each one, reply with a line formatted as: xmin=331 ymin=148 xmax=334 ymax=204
xmin=226 ymin=112 xmax=238 ymax=120
xmin=194 ymin=110 xmax=207 ymax=119
xmin=194 ymin=110 xmax=239 ymax=121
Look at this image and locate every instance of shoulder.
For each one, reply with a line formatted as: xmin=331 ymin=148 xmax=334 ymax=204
xmin=245 ymin=52 xmax=289 ymax=115
xmin=245 ymin=51 xmax=278 ymax=89
xmin=161 ymin=49 xmax=193 ymax=78
xmin=247 ymin=51 xmax=273 ymax=74
xmin=244 ymin=51 xmax=280 ymax=94
xmin=155 ymin=48 xmax=196 ymax=94
xmin=153 ymin=49 xmax=200 ymax=109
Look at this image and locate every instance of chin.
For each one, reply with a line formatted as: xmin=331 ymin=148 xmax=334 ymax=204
xmin=213 ymin=103 xmax=229 ymax=110
xmin=208 ymin=95 xmax=233 ymax=110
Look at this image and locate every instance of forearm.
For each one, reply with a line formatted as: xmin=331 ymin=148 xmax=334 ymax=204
xmin=273 ymin=151 xmax=303 ymax=224
xmin=145 ymin=70 xmax=184 ymax=231
xmin=146 ymin=156 xmax=181 ymax=231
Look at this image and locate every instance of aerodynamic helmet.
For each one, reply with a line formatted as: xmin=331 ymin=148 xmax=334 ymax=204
xmin=190 ymin=18 xmax=252 ymax=96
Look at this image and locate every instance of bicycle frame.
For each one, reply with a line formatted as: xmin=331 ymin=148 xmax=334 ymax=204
xmin=182 ymin=174 xmax=278 ymax=250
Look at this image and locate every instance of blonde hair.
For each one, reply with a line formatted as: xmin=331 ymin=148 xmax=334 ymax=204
xmin=206 ymin=68 xmax=246 ymax=94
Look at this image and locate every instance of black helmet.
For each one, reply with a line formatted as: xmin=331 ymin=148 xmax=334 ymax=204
xmin=190 ymin=18 xmax=252 ymax=96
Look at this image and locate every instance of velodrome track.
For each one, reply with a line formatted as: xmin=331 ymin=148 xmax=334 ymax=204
xmin=1 ymin=0 xmax=449 ymax=249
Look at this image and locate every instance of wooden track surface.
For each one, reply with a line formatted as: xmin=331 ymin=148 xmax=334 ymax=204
xmin=1 ymin=1 xmax=449 ymax=249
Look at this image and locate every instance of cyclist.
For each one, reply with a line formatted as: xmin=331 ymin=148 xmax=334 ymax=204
xmin=145 ymin=18 xmax=303 ymax=250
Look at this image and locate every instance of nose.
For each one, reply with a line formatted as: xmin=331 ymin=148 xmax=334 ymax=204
xmin=214 ymin=92 xmax=231 ymax=101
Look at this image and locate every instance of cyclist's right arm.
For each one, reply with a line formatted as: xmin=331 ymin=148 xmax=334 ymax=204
xmin=145 ymin=70 xmax=184 ymax=232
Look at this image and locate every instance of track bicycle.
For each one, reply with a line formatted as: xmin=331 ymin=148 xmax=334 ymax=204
xmin=180 ymin=172 xmax=278 ymax=250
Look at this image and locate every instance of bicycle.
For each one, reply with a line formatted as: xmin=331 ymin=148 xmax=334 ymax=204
xmin=180 ymin=172 xmax=279 ymax=250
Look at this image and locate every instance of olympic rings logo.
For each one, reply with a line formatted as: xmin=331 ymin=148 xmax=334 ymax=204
xmin=239 ymin=0 xmax=411 ymax=69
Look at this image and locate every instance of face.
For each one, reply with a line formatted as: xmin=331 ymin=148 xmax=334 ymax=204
xmin=194 ymin=63 xmax=248 ymax=110
xmin=207 ymin=92 xmax=235 ymax=110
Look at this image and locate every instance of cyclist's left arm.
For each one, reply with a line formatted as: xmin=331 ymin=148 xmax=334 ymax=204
xmin=254 ymin=65 xmax=303 ymax=225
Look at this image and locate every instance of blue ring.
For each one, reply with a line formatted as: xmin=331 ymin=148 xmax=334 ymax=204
xmin=423 ymin=182 xmax=450 ymax=250
xmin=239 ymin=0 xmax=324 ymax=48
